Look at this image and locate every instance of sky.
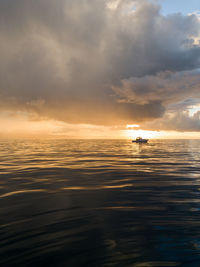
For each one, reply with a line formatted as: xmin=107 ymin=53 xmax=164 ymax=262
xmin=160 ymin=0 xmax=200 ymax=15
xmin=0 ymin=0 xmax=200 ymax=138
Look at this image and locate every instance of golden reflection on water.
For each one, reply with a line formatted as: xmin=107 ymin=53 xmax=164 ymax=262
xmin=62 ymin=183 xmax=133 ymax=191
xmin=0 ymin=189 xmax=47 ymax=198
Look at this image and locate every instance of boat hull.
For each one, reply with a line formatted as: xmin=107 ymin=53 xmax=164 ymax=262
xmin=132 ymin=140 xmax=148 ymax=143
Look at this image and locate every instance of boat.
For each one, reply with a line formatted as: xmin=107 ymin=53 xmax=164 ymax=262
xmin=132 ymin=137 xmax=148 ymax=143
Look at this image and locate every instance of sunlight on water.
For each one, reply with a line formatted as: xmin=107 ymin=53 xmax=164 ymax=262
xmin=0 ymin=139 xmax=200 ymax=266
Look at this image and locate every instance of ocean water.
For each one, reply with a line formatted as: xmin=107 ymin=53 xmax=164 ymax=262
xmin=0 ymin=139 xmax=200 ymax=266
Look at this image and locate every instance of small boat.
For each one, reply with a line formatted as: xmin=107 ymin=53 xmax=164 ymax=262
xmin=132 ymin=137 xmax=148 ymax=143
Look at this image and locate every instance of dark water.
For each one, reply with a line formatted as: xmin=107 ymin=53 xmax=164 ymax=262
xmin=1 ymin=139 xmax=200 ymax=266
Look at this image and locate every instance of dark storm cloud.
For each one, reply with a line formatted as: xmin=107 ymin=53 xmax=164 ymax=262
xmin=0 ymin=0 xmax=200 ymax=128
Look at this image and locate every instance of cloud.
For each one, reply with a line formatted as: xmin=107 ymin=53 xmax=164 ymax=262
xmin=112 ymin=70 xmax=200 ymax=105
xmin=0 ymin=0 xmax=200 ymax=129
xmin=142 ymin=110 xmax=200 ymax=132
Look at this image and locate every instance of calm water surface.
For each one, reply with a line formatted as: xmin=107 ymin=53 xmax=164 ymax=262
xmin=0 ymin=139 xmax=200 ymax=266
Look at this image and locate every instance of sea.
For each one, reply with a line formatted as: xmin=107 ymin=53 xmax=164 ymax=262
xmin=1 ymin=139 xmax=200 ymax=267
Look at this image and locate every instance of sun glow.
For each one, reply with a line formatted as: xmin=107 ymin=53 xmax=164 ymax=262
xmin=125 ymin=128 xmax=162 ymax=139
xmin=125 ymin=124 xmax=161 ymax=139
xmin=126 ymin=124 xmax=140 ymax=129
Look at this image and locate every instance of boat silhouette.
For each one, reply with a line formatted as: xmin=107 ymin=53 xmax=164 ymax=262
xmin=132 ymin=137 xmax=148 ymax=143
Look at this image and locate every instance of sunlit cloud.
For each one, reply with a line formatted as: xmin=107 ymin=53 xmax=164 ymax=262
xmin=189 ymin=104 xmax=200 ymax=116
xmin=107 ymin=0 xmax=121 ymax=10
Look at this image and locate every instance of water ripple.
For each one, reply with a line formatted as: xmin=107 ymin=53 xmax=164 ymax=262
xmin=1 ymin=139 xmax=200 ymax=266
